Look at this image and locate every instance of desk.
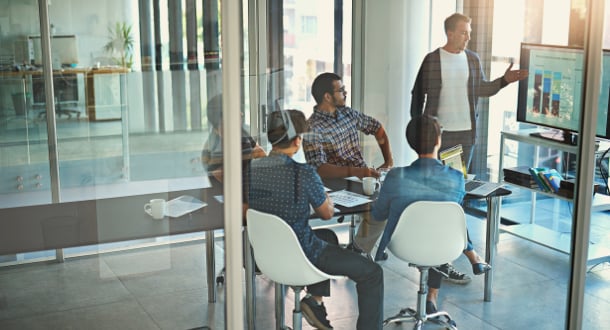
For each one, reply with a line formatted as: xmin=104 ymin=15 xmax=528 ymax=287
xmin=0 ymin=67 xmax=127 ymax=121
xmin=85 ymin=68 xmax=128 ymax=121
xmin=0 ymin=177 xmax=225 ymax=303
xmin=498 ymin=129 xmax=610 ymax=266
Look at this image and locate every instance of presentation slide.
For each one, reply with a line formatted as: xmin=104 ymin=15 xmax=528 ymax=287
xmin=524 ymin=48 xmax=584 ymax=132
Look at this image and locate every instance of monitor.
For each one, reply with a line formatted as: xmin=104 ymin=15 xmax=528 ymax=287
xmin=28 ymin=35 xmax=79 ymax=67
xmin=516 ymin=43 xmax=610 ymax=143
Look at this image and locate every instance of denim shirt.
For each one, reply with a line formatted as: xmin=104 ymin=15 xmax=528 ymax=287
xmin=371 ymin=158 xmax=466 ymax=260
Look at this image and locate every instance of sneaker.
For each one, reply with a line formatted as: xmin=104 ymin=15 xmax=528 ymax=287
xmin=300 ymin=295 xmax=333 ymax=329
xmin=435 ymin=263 xmax=472 ymax=284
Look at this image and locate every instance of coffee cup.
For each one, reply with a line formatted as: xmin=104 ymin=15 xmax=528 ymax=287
xmin=362 ymin=177 xmax=380 ymax=196
xmin=144 ymin=199 xmax=166 ymax=219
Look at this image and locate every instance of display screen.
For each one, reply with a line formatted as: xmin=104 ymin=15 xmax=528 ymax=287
xmin=29 ymin=35 xmax=79 ymax=67
xmin=516 ymin=43 xmax=610 ymax=140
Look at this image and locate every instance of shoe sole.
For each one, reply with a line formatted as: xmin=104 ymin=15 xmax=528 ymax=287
xmin=443 ymin=277 xmax=472 ymax=284
xmin=301 ymin=303 xmax=333 ymax=330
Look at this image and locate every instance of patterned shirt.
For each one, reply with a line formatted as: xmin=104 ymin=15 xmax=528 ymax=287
xmin=248 ymin=152 xmax=328 ymax=263
xmin=371 ymin=158 xmax=466 ymax=260
xmin=304 ymin=106 xmax=381 ymax=168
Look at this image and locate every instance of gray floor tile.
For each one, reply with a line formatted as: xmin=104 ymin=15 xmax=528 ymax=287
xmin=1 ymin=210 xmax=610 ymax=329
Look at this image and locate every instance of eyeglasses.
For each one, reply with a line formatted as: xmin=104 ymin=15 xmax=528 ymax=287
xmin=333 ymin=87 xmax=347 ymax=94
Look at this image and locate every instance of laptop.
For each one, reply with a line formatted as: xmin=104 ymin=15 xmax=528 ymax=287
xmin=439 ymin=144 xmax=504 ymax=197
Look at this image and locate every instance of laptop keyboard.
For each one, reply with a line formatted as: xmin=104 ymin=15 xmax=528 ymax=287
xmin=465 ymin=180 xmax=485 ymax=191
xmin=465 ymin=180 xmax=502 ymax=196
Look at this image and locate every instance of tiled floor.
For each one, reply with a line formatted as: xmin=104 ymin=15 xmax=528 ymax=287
xmin=1 ymin=209 xmax=610 ymax=330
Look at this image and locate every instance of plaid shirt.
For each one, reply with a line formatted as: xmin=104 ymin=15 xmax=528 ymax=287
xmin=304 ymin=106 xmax=381 ymax=168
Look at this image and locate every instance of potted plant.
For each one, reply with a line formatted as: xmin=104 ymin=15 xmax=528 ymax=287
xmin=104 ymin=22 xmax=134 ymax=69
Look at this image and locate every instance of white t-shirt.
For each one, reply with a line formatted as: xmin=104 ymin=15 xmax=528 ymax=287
xmin=437 ymin=48 xmax=471 ymax=131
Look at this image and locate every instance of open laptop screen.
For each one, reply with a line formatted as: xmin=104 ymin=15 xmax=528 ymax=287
xmin=439 ymin=144 xmax=467 ymax=179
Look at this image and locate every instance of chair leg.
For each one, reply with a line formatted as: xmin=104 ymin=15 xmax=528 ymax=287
xmin=383 ymin=266 xmax=457 ymax=329
xmin=275 ymin=283 xmax=286 ymax=330
xmin=416 ymin=266 xmax=430 ymax=321
xmin=292 ymin=286 xmax=304 ymax=330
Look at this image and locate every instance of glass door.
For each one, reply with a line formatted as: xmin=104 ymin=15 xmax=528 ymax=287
xmin=0 ymin=0 xmax=52 ymax=210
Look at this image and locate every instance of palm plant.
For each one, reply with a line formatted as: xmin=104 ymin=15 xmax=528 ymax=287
xmin=104 ymin=22 xmax=134 ymax=69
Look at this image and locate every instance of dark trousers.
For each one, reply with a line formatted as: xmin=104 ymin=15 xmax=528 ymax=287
xmin=307 ymin=229 xmax=384 ymax=330
xmin=428 ymin=268 xmax=443 ymax=289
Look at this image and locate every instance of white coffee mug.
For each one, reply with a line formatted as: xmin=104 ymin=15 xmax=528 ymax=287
xmin=144 ymin=199 xmax=166 ymax=219
xmin=362 ymin=177 xmax=380 ymax=196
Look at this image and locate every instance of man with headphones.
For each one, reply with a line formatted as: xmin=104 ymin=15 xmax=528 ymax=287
xmin=248 ymin=110 xmax=384 ymax=330
xmin=304 ymin=72 xmax=394 ymax=259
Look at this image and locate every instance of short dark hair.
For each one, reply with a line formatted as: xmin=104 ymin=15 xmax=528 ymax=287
xmin=444 ymin=13 xmax=471 ymax=33
xmin=311 ymin=72 xmax=341 ymax=104
xmin=267 ymin=109 xmax=308 ymax=148
xmin=206 ymin=94 xmax=223 ymax=128
xmin=406 ymin=115 xmax=442 ymax=155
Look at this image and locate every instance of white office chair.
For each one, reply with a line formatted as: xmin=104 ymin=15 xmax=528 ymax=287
xmin=246 ymin=209 xmax=342 ymax=330
xmin=383 ymin=201 xmax=468 ymax=330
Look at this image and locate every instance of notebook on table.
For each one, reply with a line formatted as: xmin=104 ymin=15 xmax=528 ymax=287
xmin=439 ymin=144 xmax=504 ymax=197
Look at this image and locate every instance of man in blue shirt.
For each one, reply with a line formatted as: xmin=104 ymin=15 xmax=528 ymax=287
xmin=304 ymin=72 xmax=394 ymax=256
xmin=371 ymin=115 xmax=490 ymax=314
xmin=249 ymin=110 xmax=384 ymax=330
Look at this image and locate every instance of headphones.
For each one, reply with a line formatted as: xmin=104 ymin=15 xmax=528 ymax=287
xmin=269 ymin=110 xmax=297 ymax=145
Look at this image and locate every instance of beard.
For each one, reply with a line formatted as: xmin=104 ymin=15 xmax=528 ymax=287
xmin=333 ymin=95 xmax=346 ymax=107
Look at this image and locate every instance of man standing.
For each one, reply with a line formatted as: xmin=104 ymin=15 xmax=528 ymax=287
xmin=304 ymin=72 xmax=394 ymax=256
xmin=410 ymin=12 xmax=527 ymax=283
xmin=411 ymin=12 xmax=527 ymax=170
xmin=249 ymin=110 xmax=384 ymax=330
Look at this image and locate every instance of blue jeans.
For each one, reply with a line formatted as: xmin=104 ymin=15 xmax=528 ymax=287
xmin=308 ymin=229 xmax=384 ymax=330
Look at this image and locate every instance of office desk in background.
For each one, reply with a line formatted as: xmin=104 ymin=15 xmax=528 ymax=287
xmin=0 ymin=67 xmax=128 ymax=121
xmin=85 ymin=67 xmax=128 ymax=121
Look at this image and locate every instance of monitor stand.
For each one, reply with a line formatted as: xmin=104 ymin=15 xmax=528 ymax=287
xmin=530 ymin=129 xmax=578 ymax=145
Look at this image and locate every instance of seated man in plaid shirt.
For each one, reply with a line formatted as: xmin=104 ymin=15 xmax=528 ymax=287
xmin=303 ymin=72 xmax=394 ymax=259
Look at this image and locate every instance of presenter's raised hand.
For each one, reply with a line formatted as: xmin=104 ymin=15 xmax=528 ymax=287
xmin=503 ymin=62 xmax=528 ymax=84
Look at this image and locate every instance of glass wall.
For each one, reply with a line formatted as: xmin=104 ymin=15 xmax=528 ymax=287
xmin=2 ymin=0 xmax=610 ymax=328
xmin=0 ymin=0 xmax=352 ymax=327
xmin=483 ymin=0 xmax=609 ymax=328
xmin=0 ymin=0 xmax=226 ymax=260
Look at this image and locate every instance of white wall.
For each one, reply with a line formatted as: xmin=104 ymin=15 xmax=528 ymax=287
xmin=1 ymin=0 xmax=138 ymax=67
xmin=361 ymin=1 xmax=430 ymax=167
